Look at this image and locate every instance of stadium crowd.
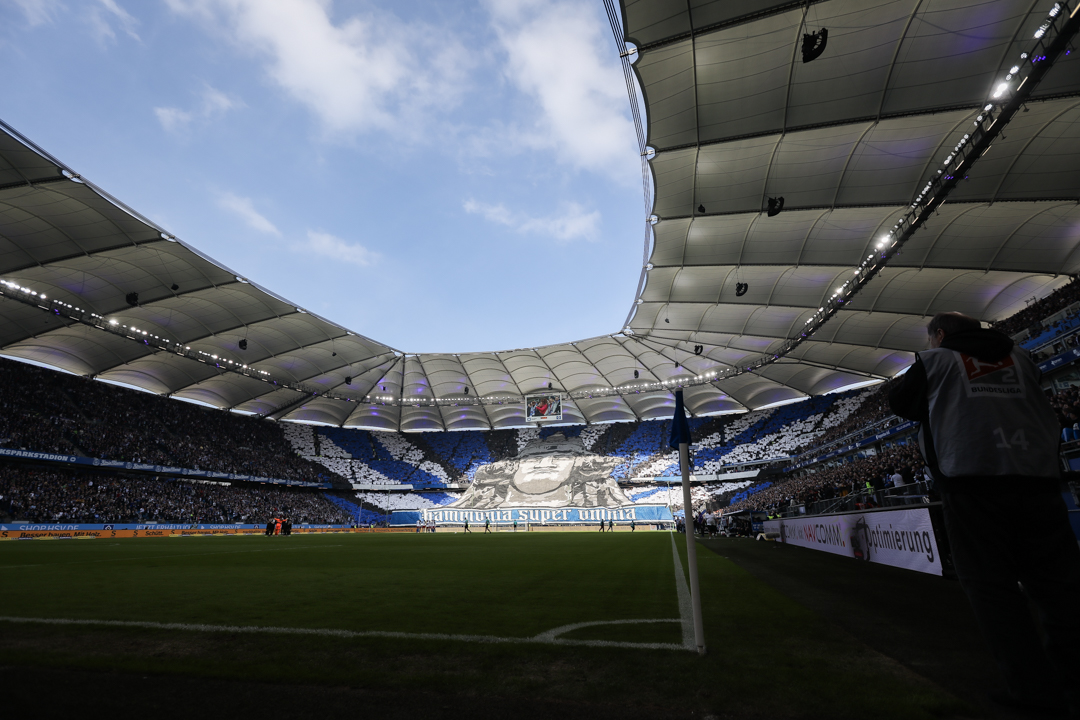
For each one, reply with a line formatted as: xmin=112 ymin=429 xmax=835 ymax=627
xmin=990 ymin=277 xmax=1080 ymax=339
xmin=790 ymin=379 xmax=901 ymax=454
xmin=723 ymin=441 xmax=928 ymax=516
xmin=1049 ymin=383 xmax=1080 ymax=430
xmin=0 ymin=357 xmax=332 ymax=483
xmin=0 ymin=466 xmax=351 ymax=524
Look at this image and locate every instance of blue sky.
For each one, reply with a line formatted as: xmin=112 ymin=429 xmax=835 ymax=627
xmin=0 ymin=0 xmax=645 ymax=353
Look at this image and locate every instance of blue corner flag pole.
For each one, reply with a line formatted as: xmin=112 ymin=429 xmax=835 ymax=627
xmin=670 ymin=390 xmax=706 ymax=655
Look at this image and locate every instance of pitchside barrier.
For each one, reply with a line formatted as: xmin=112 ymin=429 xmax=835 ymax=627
xmin=390 ymin=504 xmax=674 ymax=528
xmin=763 ymin=506 xmax=945 ymax=576
xmin=0 ymin=523 xmax=407 ymax=540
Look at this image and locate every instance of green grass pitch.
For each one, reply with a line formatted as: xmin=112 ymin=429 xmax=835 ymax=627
xmin=0 ymin=532 xmax=967 ymax=718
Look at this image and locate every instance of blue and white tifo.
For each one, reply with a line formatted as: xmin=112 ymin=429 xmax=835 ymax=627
xmin=394 ymin=505 xmax=673 ymax=527
xmin=390 ymin=432 xmax=674 ymax=525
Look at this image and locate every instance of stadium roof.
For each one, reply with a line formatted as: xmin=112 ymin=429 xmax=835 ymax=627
xmin=1 ymin=0 xmax=1078 ymax=431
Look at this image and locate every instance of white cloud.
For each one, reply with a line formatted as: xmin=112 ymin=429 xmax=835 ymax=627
xmin=154 ymin=107 xmax=194 ymax=133
xmin=464 ymin=198 xmax=600 ymax=243
xmin=483 ymin=0 xmax=636 ymax=177
xmin=8 ymin=0 xmax=61 ymax=25
xmin=200 ymin=85 xmax=237 ymax=115
xmin=154 ymin=84 xmax=240 ymax=133
xmin=303 ymin=231 xmax=379 ymax=267
xmin=218 ymin=192 xmax=280 ymax=236
xmin=164 ymin=0 xmax=469 ymax=138
xmin=88 ymin=0 xmax=140 ymax=43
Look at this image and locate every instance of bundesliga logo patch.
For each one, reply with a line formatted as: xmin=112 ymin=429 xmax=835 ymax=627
xmin=958 ymin=353 xmax=1024 ymax=397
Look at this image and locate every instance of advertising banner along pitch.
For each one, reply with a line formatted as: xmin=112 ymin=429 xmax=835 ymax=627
xmin=763 ymin=507 xmax=942 ymax=576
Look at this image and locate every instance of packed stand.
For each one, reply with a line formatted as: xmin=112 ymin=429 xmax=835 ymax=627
xmin=1049 ymin=384 xmax=1080 ymax=434
xmin=422 ymin=430 xmax=493 ymax=482
xmin=663 ymin=478 xmax=758 ymax=513
xmin=790 ymin=380 xmax=903 ymax=455
xmin=991 ymin=277 xmax=1080 ymax=340
xmin=724 ymin=441 xmax=928 ymax=516
xmin=0 ymin=357 xmax=335 ymax=484
xmin=0 ymin=465 xmax=352 ymax=524
xmin=353 ymin=490 xmax=460 ymax=511
xmin=323 ymin=493 xmax=385 ymax=525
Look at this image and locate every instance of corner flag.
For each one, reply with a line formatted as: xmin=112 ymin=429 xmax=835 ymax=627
xmin=669 ymin=390 xmax=691 ymax=450
xmin=670 ymin=388 xmax=706 ymax=655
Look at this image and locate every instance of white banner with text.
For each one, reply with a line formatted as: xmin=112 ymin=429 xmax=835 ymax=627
xmin=763 ymin=507 xmax=942 ymax=576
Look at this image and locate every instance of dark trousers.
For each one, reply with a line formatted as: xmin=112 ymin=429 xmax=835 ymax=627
xmin=941 ymin=486 xmax=1080 ymax=711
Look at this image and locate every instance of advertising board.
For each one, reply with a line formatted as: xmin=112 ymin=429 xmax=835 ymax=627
xmin=763 ymin=507 xmax=942 ymax=576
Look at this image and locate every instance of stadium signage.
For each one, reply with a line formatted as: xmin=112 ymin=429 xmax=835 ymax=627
xmin=763 ymin=507 xmax=942 ymax=576
xmin=1038 ymin=345 xmax=1080 ymax=373
xmin=0 ymin=446 xmax=329 ymax=488
xmin=404 ymin=504 xmax=673 ymax=526
xmin=0 ymin=448 xmax=78 ymax=463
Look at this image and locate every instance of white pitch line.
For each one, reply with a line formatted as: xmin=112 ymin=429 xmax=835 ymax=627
xmin=669 ymin=532 xmax=695 ymax=650
xmin=0 ymin=616 xmax=688 ymax=652
xmin=533 ymin=618 xmax=681 ymax=642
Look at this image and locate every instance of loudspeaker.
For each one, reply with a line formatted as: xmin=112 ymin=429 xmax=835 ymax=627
xmin=125 ymin=292 xmax=139 ymax=307
xmin=238 ymin=339 xmax=248 ymax=351
xmin=801 ymin=28 xmax=828 ymax=63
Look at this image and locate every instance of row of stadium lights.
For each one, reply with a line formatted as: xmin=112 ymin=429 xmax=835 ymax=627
xmin=366 ymin=369 xmax=725 ymax=407
xmin=102 ymin=319 xmax=269 ymax=374
xmin=775 ymin=1 xmax=1075 ymax=371
xmin=0 ymin=279 xmax=342 ymax=391
xmin=2 ymin=275 xmax=730 ymax=410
